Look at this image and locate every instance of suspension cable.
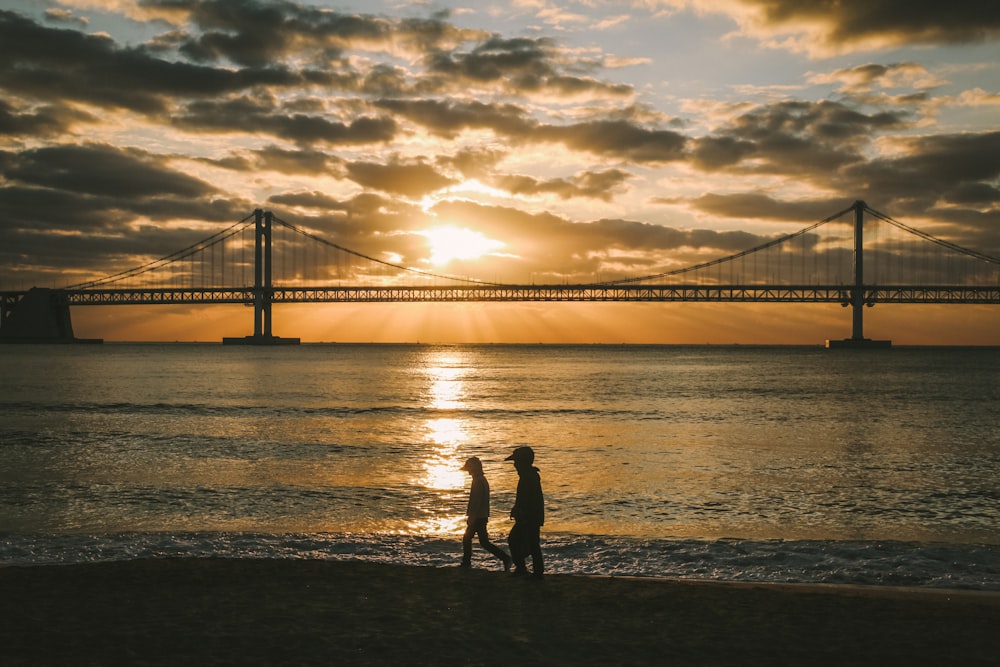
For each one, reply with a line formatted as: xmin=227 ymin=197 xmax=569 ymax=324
xmin=864 ymin=205 xmax=1000 ymax=266
xmin=62 ymin=212 xmax=258 ymax=290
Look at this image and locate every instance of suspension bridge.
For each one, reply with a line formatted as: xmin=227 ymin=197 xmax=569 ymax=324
xmin=2 ymin=200 xmax=998 ymax=347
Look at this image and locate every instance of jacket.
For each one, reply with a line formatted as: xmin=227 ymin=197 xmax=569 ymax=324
xmin=511 ymin=465 xmax=544 ymax=526
xmin=467 ymin=473 xmax=491 ymax=519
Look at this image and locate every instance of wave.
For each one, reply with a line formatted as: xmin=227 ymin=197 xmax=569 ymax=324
xmin=2 ymin=532 xmax=997 ymax=591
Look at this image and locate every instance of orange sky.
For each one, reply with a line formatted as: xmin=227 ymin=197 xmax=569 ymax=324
xmin=70 ymin=302 xmax=999 ymax=346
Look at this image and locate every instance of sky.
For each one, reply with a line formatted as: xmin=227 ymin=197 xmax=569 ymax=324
xmin=2 ymin=0 xmax=999 ymax=344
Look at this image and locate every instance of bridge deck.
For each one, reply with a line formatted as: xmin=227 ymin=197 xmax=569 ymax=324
xmin=3 ymin=285 xmax=997 ymax=306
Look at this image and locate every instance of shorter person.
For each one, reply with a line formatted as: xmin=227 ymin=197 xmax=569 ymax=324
xmin=505 ymin=446 xmax=544 ymax=578
xmin=460 ymin=456 xmax=512 ymax=571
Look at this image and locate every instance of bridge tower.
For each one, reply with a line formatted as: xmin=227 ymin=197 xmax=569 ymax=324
xmin=826 ymin=201 xmax=891 ymax=349
xmin=223 ymin=209 xmax=299 ymax=345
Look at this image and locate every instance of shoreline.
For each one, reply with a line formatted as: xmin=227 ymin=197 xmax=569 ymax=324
xmin=2 ymin=558 xmax=998 ymax=666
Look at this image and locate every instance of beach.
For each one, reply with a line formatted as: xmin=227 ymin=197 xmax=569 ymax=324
xmin=2 ymin=559 xmax=998 ymax=666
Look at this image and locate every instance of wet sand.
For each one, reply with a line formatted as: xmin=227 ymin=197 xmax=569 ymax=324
xmin=2 ymin=558 xmax=998 ymax=666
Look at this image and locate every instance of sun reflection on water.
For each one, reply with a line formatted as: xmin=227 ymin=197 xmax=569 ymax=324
xmin=420 ymin=418 xmax=468 ymax=490
xmin=408 ymin=352 xmax=475 ymax=535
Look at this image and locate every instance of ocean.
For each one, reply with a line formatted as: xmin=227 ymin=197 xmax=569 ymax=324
xmin=1 ymin=343 xmax=998 ymax=589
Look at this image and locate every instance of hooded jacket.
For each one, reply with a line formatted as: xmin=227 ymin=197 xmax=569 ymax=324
xmin=511 ymin=464 xmax=544 ymax=526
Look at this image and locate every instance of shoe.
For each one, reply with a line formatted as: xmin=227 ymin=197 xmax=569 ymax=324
xmin=510 ymin=568 xmax=528 ymax=577
xmin=502 ymin=556 xmax=512 ymax=573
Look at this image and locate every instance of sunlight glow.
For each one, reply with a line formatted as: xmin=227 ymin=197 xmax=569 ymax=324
xmin=421 ymin=226 xmax=505 ymax=265
xmin=416 ymin=355 xmax=472 ymax=493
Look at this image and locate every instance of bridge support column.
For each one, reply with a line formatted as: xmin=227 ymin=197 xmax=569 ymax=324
xmin=0 ymin=288 xmax=101 ymax=343
xmin=826 ymin=201 xmax=891 ymax=349
xmin=223 ymin=209 xmax=299 ymax=345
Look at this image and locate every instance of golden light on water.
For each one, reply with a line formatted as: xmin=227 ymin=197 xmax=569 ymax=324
xmin=406 ymin=513 xmax=466 ymax=535
xmin=426 ymin=359 xmax=465 ymax=409
xmin=420 ymin=418 xmax=468 ymax=490
xmin=407 ymin=353 xmax=474 ymax=534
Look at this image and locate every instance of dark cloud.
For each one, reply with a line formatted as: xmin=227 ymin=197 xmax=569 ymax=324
xmin=375 ymin=98 xmax=536 ymax=139
xmin=436 ymin=147 xmax=506 ymax=179
xmin=152 ymin=0 xmax=476 ymax=67
xmin=692 ymin=100 xmax=908 ymax=175
xmin=0 ymin=101 xmax=94 ymax=138
xmin=542 ymin=119 xmax=687 ymax=163
xmin=346 ymin=159 xmax=456 ymax=197
xmin=249 ymin=146 xmax=341 ymax=175
xmin=686 ymin=193 xmax=852 ymax=222
xmin=495 ymin=169 xmax=631 ymax=201
xmin=740 ymin=0 xmax=1000 ymax=48
xmin=2 ymin=143 xmax=217 ymax=199
xmin=0 ymin=10 xmax=305 ymax=115
xmin=842 ymin=131 xmax=1000 ymax=213
xmin=0 ymin=142 xmax=249 ymax=285
xmin=0 ymin=180 xmax=250 ymax=286
xmin=378 ymin=99 xmax=685 ymax=162
xmin=423 ymin=34 xmax=631 ymax=98
xmin=174 ymin=97 xmax=397 ymax=145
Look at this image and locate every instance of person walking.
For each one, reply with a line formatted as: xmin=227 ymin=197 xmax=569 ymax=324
xmin=505 ymin=446 xmax=544 ymax=578
xmin=460 ymin=456 xmax=511 ymax=571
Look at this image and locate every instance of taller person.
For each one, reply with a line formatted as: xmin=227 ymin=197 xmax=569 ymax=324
xmin=505 ymin=446 xmax=544 ymax=578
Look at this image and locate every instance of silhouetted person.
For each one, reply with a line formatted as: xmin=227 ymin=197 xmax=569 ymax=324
xmin=460 ymin=456 xmax=512 ymax=571
xmin=505 ymin=446 xmax=544 ymax=578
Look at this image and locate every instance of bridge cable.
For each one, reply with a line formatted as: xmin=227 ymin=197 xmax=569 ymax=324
xmin=62 ymin=212 xmax=258 ymax=290
xmin=590 ymin=202 xmax=859 ymax=286
xmin=864 ymin=205 xmax=1000 ymax=266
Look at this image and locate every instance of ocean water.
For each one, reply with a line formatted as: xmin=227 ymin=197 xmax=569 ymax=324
xmin=1 ymin=343 xmax=998 ymax=589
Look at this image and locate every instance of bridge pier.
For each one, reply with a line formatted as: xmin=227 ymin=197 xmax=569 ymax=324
xmin=0 ymin=288 xmax=102 ymax=344
xmin=222 ymin=209 xmax=299 ymax=345
xmin=825 ymin=201 xmax=891 ymax=349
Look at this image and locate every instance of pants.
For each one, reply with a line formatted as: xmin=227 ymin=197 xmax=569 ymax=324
xmin=462 ymin=518 xmax=510 ymax=565
xmin=508 ymin=522 xmax=543 ymax=575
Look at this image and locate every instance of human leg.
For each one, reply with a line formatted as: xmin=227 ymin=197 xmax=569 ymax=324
xmin=508 ymin=522 xmax=527 ymax=574
xmin=476 ymin=520 xmax=511 ymax=570
xmin=526 ymin=524 xmax=543 ymax=576
xmin=461 ymin=521 xmax=475 ymax=566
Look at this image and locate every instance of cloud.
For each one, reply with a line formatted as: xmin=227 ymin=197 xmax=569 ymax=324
xmin=0 ymin=10 xmax=309 ymax=115
xmin=686 ymin=192 xmax=851 ymax=221
xmin=691 ymin=99 xmax=908 ymax=174
xmin=808 ymin=62 xmax=944 ymax=93
xmin=2 ymin=143 xmax=217 ymax=199
xmin=842 ymin=131 xmax=1000 ymax=212
xmin=378 ymin=98 xmax=686 ymax=162
xmin=0 ymin=100 xmax=95 ymax=138
xmin=174 ymin=97 xmax=398 ymax=145
xmin=666 ymin=0 xmax=1000 ymax=55
xmin=423 ymin=34 xmax=633 ymax=99
xmin=44 ymin=8 xmax=88 ymax=27
xmin=247 ymin=145 xmax=342 ymax=175
xmin=494 ymin=168 xmax=631 ymax=200
xmin=150 ymin=0 xmax=481 ymax=66
xmin=0 ymin=142 xmax=248 ymax=284
xmin=346 ymin=159 xmax=457 ymax=197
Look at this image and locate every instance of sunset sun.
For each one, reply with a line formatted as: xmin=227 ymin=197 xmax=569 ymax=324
xmin=421 ymin=227 xmax=505 ymax=266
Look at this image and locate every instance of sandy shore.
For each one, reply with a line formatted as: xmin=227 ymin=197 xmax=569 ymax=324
xmin=2 ymin=558 xmax=998 ymax=666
